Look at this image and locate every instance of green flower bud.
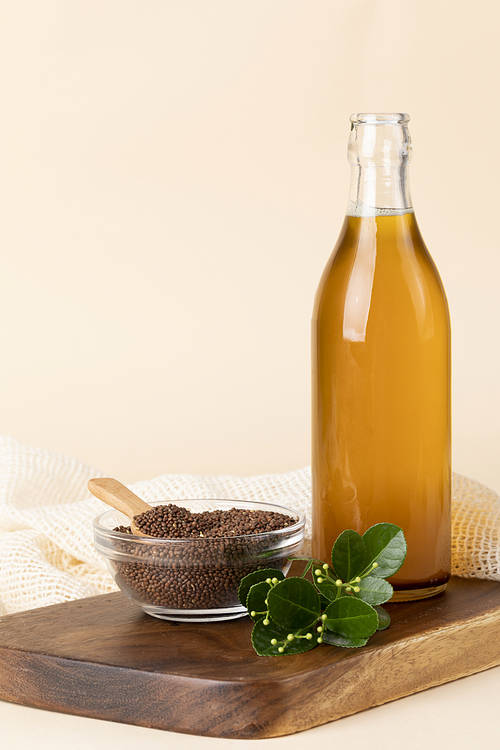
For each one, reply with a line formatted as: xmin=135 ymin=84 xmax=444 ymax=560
xmin=345 ymin=586 xmax=352 ymax=592
xmin=305 ymin=632 xmax=313 ymax=640
xmin=335 ymin=579 xmax=342 ymax=586
xmin=278 ymin=646 xmax=284 ymax=653
xmin=263 ymin=618 xmax=270 ymax=626
xmin=316 ymin=625 xmax=323 ymax=633
xmin=353 ymin=586 xmax=360 ymax=593
xmin=317 ymin=636 xmax=323 ymax=644
xmin=322 ymin=563 xmax=329 ymax=570
xmin=354 ymin=576 xmax=361 ymax=583
xmin=314 ymin=569 xmax=322 ymax=576
xmin=270 ymin=638 xmax=278 ymax=645
xmin=271 ymin=577 xmax=278 ymax=584
xmin=372 ymin=562 xmax=378 ymax=568
xmin=287 ymin=633 xmax=294 ymax=641
xmin=265 ymin=577 xmax=272 ymax=584
xmin=250 ymin=611 xmax=256 ymax=617
xmin=316 ymin=576 xmax=324 ymax=583
xmin=321 ymin=613 xmax=327 ymax=621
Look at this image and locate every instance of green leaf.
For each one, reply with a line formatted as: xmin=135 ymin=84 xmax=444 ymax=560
xmin=322 ymin=631 xmax=369 ymax=648
xmin=332 ymin=529 xmax=367 ymax=582
xmin=325 ymin=596 xmax=378 ymax=639
xmin=301 ymin=559 xmax=313 ymax=578
xmin=251 ymin=620 xmax=317 ymax=656
xmin=312 ymin=566 xmax=338 ymax=602
xmin=319 ymin=593 xmax=332 ymax=610
xmin=237 ymin=568 xmax=284 ymax=608
xmin=374 ymin=605 xmax=391 ymax=631
xmin=362 ymin=523 xmax=407 ymax=578
xmin=314 ymin=580 xmax=338 ymax=601
xmin=267 ymin=577 xmax=321 ymax=630
xmin=251 ymin=619 xmax=288 ymax=655
xmin=246 ymin=582 xmax=271 ymax=621
xmin=354 ymin=576 xmax=393 ymax=605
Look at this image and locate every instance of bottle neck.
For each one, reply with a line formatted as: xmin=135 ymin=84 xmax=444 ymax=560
xmin=346 ymin=114 xmax=413 ymax=218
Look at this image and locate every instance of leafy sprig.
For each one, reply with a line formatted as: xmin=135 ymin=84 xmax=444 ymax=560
xmin=238 ymin=522 xmax=406 ymax=656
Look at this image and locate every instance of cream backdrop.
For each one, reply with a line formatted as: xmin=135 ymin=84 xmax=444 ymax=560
xmin=0 ymin=1 xmax=499 ymax=488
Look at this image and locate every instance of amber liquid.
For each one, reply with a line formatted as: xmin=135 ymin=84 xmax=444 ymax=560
xmin=312 ymin=213 xmax=451 ymax=599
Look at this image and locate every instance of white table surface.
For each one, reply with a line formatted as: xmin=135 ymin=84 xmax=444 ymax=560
xmin=1 ymin=666 xmax=498 ymax=749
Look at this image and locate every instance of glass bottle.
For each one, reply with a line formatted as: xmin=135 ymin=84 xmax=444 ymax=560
xmin=312 ymin=113 xmax=451 ymax=601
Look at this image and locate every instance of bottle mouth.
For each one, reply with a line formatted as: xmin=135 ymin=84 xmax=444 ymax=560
xmin=350 ymin=113 xmax=410 ymax=125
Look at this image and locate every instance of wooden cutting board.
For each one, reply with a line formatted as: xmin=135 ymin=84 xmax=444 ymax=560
xmin=0 ymin=576 xmax=499 ymax=739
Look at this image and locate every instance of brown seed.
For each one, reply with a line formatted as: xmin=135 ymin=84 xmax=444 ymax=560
xmin=111 ymin=505 xmax=297 ymax=610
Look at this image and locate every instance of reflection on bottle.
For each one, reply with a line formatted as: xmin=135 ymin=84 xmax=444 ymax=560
xmin=342 ymin=218 xmax=377 ymax=343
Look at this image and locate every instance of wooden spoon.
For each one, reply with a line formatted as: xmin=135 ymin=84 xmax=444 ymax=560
xmin=89 ymin=477 xmax=154 ymax=536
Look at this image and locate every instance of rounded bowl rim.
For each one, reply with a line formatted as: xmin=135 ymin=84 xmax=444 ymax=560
xmin=93 ymin=497 xmax=305 ymax=545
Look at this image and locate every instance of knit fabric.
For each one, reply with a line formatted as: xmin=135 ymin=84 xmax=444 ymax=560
xmin=0 ymin=435 xmax=498 ymax=615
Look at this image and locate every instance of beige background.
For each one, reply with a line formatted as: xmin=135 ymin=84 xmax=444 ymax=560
xmin=0 ymin=0 xmax=499 ymax=490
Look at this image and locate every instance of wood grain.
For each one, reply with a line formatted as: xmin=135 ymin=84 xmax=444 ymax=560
xmin=88 ymin=477 xmax=151 ymax=530
xmin=0 ymin=575 xmax=499 ymax=738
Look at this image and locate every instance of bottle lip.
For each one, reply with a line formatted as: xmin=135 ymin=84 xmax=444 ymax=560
xmin=350 ymin=113 xmax=410 ymax=125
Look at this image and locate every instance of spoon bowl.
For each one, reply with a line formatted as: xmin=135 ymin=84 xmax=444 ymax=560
xmin=88 ymin=477 xmax=152 ymax=536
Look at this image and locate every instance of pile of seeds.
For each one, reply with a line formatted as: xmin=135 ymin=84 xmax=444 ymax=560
xmin=111 ymin=504 xmax=298 ymax=611
xmin=133 ymin=503 xmax=294 ymax=538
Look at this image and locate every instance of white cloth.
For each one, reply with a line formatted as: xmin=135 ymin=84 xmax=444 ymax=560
xmin=0 ymin=435 xmax=498 ymax=616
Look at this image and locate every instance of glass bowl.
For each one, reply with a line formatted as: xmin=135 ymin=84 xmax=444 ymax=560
xmin=94 ymin=499 xmax=304 ymax=622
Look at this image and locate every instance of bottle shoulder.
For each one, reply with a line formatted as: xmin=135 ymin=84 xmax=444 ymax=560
xmin=313 ymin=214 xmax=450 ymax=332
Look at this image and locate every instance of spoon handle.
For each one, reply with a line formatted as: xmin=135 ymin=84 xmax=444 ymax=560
xmin=88 ymin=477 xmax=152 ymax=520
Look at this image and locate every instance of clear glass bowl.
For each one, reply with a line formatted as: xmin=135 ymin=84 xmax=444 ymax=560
xmin=94 ymin=499 xmax=304 ymax=622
